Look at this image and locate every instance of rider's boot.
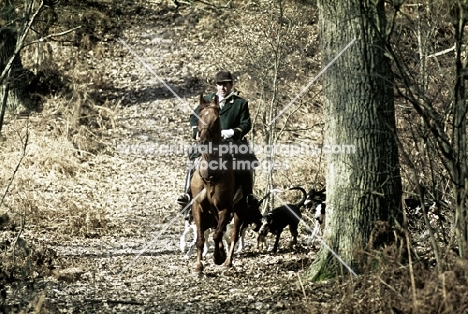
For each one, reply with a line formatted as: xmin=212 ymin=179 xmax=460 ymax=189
xmin=177 ymin=169 xmax=193 ymax=212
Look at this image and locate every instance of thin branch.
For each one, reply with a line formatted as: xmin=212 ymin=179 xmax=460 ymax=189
xmin=394 ymin=131 xmax=441 ymax=271
xmin=0 ymin=119 xmax=30 ymax=208
xmin=11 ymin=214 xmax=25 ymax=265
xmin=273 ymin=90 xmax=322 ymax=142
xmin=402 ymin=199 xmax=418 ymax=311
xmin=0 ymin=68 xmax=12 ymax=136
xmin=22 ymin=25 xmax=82 ymax=47
xmin=390 ymin=47 xmax=455 ymax=168
xmin=426 ymin=44 xmax=456 ymax=58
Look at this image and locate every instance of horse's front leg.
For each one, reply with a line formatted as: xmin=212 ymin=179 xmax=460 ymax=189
xmin=192 ymin=203 xmax=205 ymax=273
xmin=212 ymin=209 xmax=230 ymax=265
xmin=223 ymin=212 xmax=243 ymax=268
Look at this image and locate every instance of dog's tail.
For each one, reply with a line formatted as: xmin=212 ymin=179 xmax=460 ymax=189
xmin=256 ymin=190 xmax=272 ymax=206
xmin=257 ymin=188 xmax=283 ymax=204
xmin=288 ymin=186 xmax=307 ymax=208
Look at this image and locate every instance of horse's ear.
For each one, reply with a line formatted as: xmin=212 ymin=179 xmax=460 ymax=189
xmin=213 ymin=95 xmax=219 ymax=107
xmin=199 ymin=93 xmax=205 ymax=105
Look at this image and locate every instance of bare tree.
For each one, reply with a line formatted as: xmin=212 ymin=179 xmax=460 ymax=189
xmin=0 ymin=0 xmax=80 ymax=135
xmin=388 ymin=0 xmax=468 ymax=259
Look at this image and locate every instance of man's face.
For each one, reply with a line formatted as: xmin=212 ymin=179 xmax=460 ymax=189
xmin=216 ymin=82 xmax=233 ymax=98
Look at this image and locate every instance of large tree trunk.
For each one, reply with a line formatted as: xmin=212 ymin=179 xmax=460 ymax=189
xmin=0 ymin=27 xmax=34 ymax=114
xmin=304 ymin=0 xmax=402 ymax=280
xmin=451 ymin=3 xmax=468 ymax=258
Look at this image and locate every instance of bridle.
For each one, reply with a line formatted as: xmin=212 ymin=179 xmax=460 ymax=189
xmin=197 ymin=126 xmax=215 ymax=142
xmin=196 ymin=105 xmax=224 ymax=183
xmin=197 ymin=102 xmax=220 ymax=138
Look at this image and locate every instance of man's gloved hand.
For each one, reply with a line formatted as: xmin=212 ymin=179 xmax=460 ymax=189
xmin=221 ymin=129 xmax=235 ymax=139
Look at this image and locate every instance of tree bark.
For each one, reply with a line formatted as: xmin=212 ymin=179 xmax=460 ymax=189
xmin=304 ymin=0 xmax=402 ymax=280
xmin=451 ymin=2 xmax=468 ymax=258
xmin=0 ymin=26 xmax=34 ymax=113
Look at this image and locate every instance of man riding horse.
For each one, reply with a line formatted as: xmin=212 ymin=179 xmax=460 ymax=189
xmin=177 ymin=70 xmax=258 ymax=210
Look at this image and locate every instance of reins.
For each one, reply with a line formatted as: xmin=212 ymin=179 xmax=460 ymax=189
xmin=197 ymin=153 xmax=231 ymax=184
xmin=196 ymin=101 xmax=228 ymax=184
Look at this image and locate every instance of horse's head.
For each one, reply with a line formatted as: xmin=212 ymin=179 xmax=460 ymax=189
xmin=197 ymin=94 xmax=221 ymax=144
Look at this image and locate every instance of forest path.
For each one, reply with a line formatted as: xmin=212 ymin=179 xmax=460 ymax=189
xmin=34 ymin=3 xmax=322 ymax=313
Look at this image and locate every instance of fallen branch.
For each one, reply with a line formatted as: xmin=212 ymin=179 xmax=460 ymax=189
xmin=23 ymin=25 xmax=82 ymax=47
xmin=426 ymin=44 xmax=456 ymax=58
xmin=84 ymin=298 xmax=145 ymax=306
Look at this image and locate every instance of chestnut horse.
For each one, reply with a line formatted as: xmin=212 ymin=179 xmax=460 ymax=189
xmin=190 ymin=94 xmax=245 ymax=273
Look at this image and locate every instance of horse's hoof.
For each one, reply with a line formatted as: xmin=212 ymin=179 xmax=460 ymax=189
xmin=194 ymin=262 xmax=204 ymax=273
xmin=213 ymin=250 xmax=227 ymax=265
xmin=222 ymin=261 xmax=233 ymax=268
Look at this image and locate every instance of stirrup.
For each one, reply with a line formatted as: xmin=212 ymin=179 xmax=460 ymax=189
xmin=177 ymin=193 xmax=191 ymax=206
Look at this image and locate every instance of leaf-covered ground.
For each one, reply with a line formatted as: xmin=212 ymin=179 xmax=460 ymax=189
xmin=1 ymin=1 xmax=325 ymax=313
xmin=2 ymin=1 xmax=468 ymax=313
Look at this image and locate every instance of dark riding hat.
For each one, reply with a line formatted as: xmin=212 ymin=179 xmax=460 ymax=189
xmin=215 ymin=70 xmax=233 ymax=84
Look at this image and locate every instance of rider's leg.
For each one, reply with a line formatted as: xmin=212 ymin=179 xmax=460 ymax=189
xmin=177 ymin=160 xmax=195 ymax=208
xmin=177 ymin=146 xmax=200 ymax=208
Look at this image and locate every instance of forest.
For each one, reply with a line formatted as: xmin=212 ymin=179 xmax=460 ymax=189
xmin=1 ymin=0 xmax=467 ymax=313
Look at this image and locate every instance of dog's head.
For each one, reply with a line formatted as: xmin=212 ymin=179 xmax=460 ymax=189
xmin=251 ymin=211 xmax=263 ymax=232
xmin=304 ymin=187 xmax=326 ymax=211
xmin=246 ymin=197 xmax=265 ymax=232
xmin=258 ymin=214 xmax=273 ymax=236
